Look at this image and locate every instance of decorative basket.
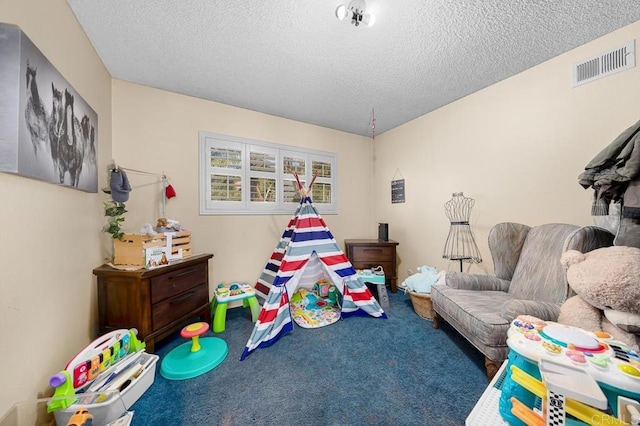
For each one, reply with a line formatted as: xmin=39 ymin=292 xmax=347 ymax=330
xmin=407 ymin=290 xmax=432 ymax=320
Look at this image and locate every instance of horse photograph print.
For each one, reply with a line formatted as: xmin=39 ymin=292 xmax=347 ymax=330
xmin=0 ymin=23 xmax=98 ymax=193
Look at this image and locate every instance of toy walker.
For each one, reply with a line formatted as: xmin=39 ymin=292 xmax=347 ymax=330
xmin=160 ymin=322 xmax=228 ymax=380
xmin=356 ymin=268 xmax=388 ymax=309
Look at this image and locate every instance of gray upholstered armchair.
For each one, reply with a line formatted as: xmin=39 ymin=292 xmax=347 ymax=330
xmin=431 ymin=222 xmax=614 ymax=379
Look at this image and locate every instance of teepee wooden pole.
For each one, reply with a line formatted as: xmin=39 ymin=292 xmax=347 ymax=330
xmin=293 ymin=172 xmax=303 ymax=189
xmin=308 ymin=172 xmax=318 ymax=189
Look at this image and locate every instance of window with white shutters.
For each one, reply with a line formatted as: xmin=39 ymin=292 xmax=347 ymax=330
xmin=199 ymin=132 xmax=337 ymax=215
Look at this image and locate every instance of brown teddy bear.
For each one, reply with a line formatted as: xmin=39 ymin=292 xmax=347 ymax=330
xmin=558 ymin=246 xmax=640 ymax=351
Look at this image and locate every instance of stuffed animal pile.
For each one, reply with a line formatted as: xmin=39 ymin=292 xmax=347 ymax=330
xmin=156 ymin=217 xmax=184 ymax=232
xmin=558 ymin=246 xmax=640 ymax=351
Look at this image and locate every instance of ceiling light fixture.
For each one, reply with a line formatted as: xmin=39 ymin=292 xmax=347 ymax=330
xmin=335 ymin=0 xmax=375 ymax=27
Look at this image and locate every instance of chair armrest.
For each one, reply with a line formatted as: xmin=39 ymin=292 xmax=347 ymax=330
xmin=501 ymin=300 xmax=561 ymax=323
xmin=444 ymin=271 xmax=510 ymax=292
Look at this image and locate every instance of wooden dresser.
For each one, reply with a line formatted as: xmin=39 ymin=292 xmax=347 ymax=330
xmin=93 ymin=253 xmax=213 ymax=352
xmin=344 ymin=239 xmax=399 ymax=293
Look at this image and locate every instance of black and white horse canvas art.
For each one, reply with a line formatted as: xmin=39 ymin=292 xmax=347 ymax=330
xmin=0 ymin=23 xmax=98 ymax=192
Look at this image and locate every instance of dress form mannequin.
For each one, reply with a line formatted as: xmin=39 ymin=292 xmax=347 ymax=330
xmin=442 ymin=192 xmax=482 ymax=272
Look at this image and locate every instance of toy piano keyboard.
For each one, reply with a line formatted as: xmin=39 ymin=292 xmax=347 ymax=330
xmin=47 ymin=328 xmax=158 ymax=425
xmin=502 ymin=315 xmax=640 ymax=423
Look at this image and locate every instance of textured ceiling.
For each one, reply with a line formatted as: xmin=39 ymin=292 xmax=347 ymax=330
xmin=66 ymin=1 xmax=640 ymax=137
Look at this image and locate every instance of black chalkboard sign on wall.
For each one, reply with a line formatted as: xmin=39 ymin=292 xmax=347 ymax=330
xmin=391 ymin=179 xmax=405 ymax=203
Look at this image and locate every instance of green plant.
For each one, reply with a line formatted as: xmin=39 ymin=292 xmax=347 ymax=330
xmin=103 ymin=201 xmax=127 ymax=239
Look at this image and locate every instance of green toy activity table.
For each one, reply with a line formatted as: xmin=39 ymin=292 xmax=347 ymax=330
xmin=211 ymin=283 xmax=261 ymax=333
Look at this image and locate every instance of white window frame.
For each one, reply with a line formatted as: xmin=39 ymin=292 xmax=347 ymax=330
xmin=246 ymin=144 xmax=279 ymax=212
xmin=199 ymin=132 xmax=338 ymax=215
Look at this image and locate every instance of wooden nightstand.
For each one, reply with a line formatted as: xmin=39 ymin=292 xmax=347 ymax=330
xmin=344 ymin=239 xmax=399 ymax=293
xmin=93 ymin=253 xmax=213 ymax=352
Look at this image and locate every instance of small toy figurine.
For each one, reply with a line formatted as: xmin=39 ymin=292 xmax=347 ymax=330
xmin=66 ymin=408 xmax=93 ymax=426
xmin=314 ymin=279 xmax=331 ymax=298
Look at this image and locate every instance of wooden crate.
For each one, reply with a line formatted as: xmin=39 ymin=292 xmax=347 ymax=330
xmin=113 ymin=231 xmax=192 ymax=265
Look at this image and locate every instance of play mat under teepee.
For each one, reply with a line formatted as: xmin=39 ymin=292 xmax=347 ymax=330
xmin=290 ymin=280 xmax=341 ymax=328
xmin=240 ymin=173 xmax=386 ymax=360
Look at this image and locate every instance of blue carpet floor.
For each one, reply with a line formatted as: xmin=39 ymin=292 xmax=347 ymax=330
xmin=130 ymin=291 xmax=488 ymax=425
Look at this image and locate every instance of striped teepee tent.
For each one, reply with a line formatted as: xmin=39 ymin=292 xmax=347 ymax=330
xmin=241 ymin=175 xmax=387 ymax=360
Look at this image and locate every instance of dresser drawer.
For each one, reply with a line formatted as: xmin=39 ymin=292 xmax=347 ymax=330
xmin=152 ymin=284 xmax=208 ymax=330
xmin=150 ymin=263 xmax=206 ymax=304
xmin=351 ymin=245 xmax=395 ymax=262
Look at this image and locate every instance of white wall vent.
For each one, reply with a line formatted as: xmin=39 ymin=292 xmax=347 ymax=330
xmin=572 ymin=40 xmax=635 ymax=87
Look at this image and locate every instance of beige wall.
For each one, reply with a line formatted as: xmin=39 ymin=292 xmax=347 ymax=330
xmin=0 ymin=2 xmax=374 ymax=415
xmin=0 ymin=0 xmax=112 ymax=415
xmin=3 ymin=0 xmax=640 ymax=417
xmin=111 ymin=80 xmax=375 ymax=287
xmin=374 ymin=21 xmax=640 ymax=281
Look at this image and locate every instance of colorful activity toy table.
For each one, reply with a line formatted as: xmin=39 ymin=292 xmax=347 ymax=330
xmin=160 ymin=322 xmax=228 ymax=380
xmin=468 ymin=317 xmax=640 ymax=425
xmin=356 ymin=269 xmax=389 ymax=309
xmin=499 ymin=315 xmax=640 ymax=425
xmin=211 ymin=283 xmax=260 ymax=333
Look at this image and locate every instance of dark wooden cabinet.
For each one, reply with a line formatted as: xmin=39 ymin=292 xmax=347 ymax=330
xmin=93 ymin=253 xmax=213 ymax=352
xmin=345 ymin=239 xmax=399 ymax=293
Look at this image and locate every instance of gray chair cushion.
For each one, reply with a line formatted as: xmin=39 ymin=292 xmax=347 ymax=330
xmin=431 ymin=285 xmax=513 ymax=346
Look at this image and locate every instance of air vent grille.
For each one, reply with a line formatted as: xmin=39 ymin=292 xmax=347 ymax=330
xmin=573 ymin=40 xmax=635 ymax=87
